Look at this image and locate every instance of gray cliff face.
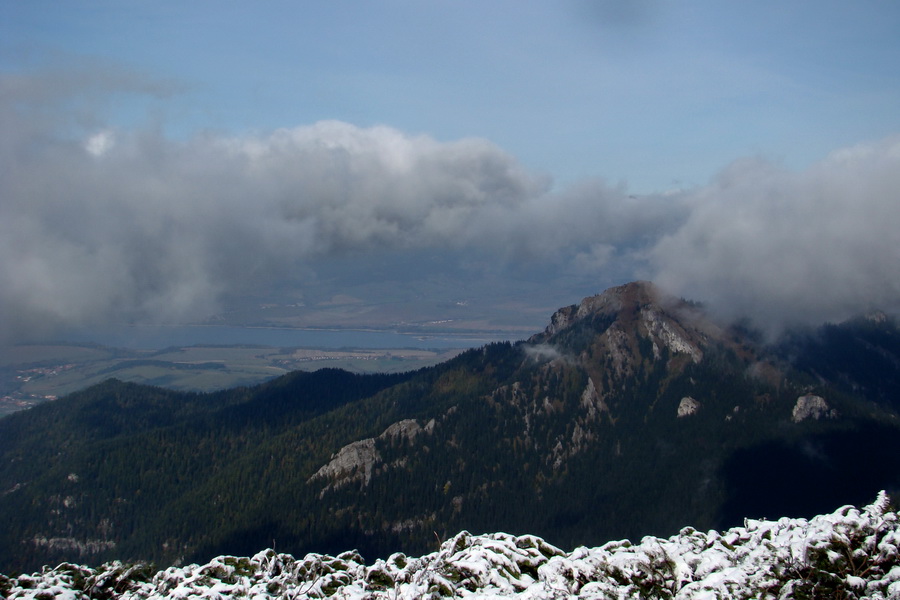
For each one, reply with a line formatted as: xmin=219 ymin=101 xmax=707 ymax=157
xmin=310 ymin=418 xmax=436 ymax=494
xmin=791 ymin=394 xmax=836 ymax=423
xmin=310 ymin=438 xmax=379 ymax=487
xmin=543 ymin=304 xmax=579 ymax=337
xmin=538 ymin=281 xmax=643 ymax=338
xmin=677 ymin=396 xmax=701 ymax=418
xmin=529 ymin=281 xmax=729 ymax=380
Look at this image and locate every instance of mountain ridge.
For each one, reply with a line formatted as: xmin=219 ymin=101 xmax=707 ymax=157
xmin=2 ymin=281 xmax=900 ymax=572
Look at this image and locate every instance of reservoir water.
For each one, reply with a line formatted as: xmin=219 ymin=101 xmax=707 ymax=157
xmin=60 ymin=324 xmax=523 ymax=351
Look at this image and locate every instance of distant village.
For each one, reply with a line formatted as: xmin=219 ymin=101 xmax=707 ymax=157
xmin=0 ymin=364 xmax=74 ymax=416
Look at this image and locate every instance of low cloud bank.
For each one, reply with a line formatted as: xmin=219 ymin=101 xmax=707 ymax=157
xmin=648 ymin=138 xmax=900 ymax=333
xmin=2 ymin=71 xmax=898 ymax=342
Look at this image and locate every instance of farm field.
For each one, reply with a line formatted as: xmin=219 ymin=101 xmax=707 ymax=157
xmin=0 ymin=343 xmax=464 ymax=417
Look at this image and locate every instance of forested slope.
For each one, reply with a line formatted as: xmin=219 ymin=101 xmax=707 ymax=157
xmin=2 ymin=282 xmax=900 ymax=574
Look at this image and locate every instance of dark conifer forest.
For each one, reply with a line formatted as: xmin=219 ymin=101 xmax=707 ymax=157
xmin=2 ymin=282 xmax=900 ymax=574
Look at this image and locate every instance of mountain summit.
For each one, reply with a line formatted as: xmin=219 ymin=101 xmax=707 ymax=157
xmin=2 ymin=282 xmax=900 ymax=572
xmin=533 ymin=280 xmax=720 ymax=370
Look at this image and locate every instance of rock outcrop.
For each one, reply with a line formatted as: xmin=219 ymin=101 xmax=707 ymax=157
xmin=531 ymin=282 xmax=713 ymax=374
xmin=791 ymin=394 xmax=836 ymax=423
xmin=677 ymin=397 xmax=700 ymax=418
xmin=310 ymin=418 xmax=436 ymax=493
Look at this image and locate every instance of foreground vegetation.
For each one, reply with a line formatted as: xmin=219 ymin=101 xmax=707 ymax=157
xmin=3 ymin=283 xmax=899 ymax=575
xmin=4 ymin=494 xmax=899 ymax=599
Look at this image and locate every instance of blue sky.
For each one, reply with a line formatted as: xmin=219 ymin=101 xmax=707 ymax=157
xmin=2 ymin=1 xmax=900 ymax=343
xmin=5 ymin=1 xmax=898 ymax=192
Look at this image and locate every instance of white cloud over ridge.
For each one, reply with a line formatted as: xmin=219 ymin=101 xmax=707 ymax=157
xmin=2 ymin=71 xmax=899 ymax=343
xmin=648 ymin=136 xmax=900 ymax=333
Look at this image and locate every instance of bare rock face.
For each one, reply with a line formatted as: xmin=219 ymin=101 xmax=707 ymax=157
xmin=677 ymin=397 xmax=700 ymax=418
xmin=533 ymin=282 xmax=711 ymax=371
xmin=544 ymin=305 xmax=579 ymax=336
xmin=580 ymin=377 xmax=609 ymax=420
xmin=536 ymin=281 xmax=643 ymax=339
xmin=310 ymin=438 xmax=379 ymax=487
xmin=381 ymin=419 xmax=424 ymax=443
xmin=791 ymin=395 xmax=836 ymax=423
xmin=640 ymin=306 xmax=703 ymax=363
xmin=310 ymin=418 xmax=436 ymax=494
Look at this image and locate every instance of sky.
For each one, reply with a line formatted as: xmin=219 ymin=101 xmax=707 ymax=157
xmin=2 ymin=0 xmax=900 ymax=344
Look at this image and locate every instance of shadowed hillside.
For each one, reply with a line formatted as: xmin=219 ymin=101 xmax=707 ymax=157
xmin=2 ymin=282 xmax=900 ymax=573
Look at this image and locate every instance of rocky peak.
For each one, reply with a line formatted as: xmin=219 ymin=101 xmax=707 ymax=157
xmin=540 ymin=281 xmax=658 ymax=337
xmin=530 ymin=281 xmax=713 ymax=370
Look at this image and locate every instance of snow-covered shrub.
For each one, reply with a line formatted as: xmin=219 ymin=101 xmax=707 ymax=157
xmin=5 ymin=493 xmax=900 ymax=599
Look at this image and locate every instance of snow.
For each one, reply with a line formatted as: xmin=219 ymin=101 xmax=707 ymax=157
xmin=4 ymin=492 xmax=900 ymax=599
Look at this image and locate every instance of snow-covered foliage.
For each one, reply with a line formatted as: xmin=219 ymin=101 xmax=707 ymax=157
xmin=4 ymin=493 xmax=900 ymax=600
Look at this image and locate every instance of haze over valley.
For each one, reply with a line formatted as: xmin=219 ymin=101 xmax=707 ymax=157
xmin=3 ymin=2 xmax=900 ymax=351
xmin=3 ymin=4 xmax=900 ymax=596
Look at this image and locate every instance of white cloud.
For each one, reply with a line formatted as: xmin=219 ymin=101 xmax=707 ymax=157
xmin=648 ymin=136 xmax=900 ymax=333
xmin=0 ymin=74 xmax=585 ymax=340
xmin=3 ymin=69 xmax=899 ymax=343
xmin=84 ymin=130 xmax=115 ymax=156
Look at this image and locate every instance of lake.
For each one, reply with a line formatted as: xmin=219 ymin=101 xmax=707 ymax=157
xmin=59 ymin=324 xmax=522 ymax=351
